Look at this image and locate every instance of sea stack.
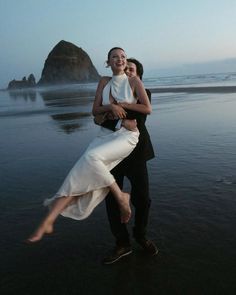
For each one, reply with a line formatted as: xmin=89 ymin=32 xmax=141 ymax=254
xmin=38 ymin=40 xmax=100 ymax=85
xmin=8 ymin=74 xmax=36 ymax=89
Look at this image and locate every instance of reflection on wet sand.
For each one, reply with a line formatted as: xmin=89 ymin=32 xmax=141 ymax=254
xmin=5 ymin=86 xmax=95 ymax=133
xmin=39 ymin=88 xmax=95 ymax=107
xmin=8 ymin=89 xmax=36 ymax=101
xmin=51 ymin=112 xmax=91 ymax=120
xmin=51 ymin=112 xmax=92 ymax=133
xmin=39 ymin=88 xmax=94 ymax=132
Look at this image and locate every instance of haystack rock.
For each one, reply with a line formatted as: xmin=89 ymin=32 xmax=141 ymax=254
xmin=38 ymin=40 xmax=100 ymax=85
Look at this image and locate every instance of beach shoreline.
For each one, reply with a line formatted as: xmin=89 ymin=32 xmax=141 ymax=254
xmin=2 ymin=83 xmax=236 ymax=95
xmin=150 ymin=85 xmax=236 ymax=93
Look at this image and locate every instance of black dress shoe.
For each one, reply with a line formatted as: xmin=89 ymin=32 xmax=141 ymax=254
xmin=103 ymin=245 xmax=132 ymax=265
xmin=136 ymin=239 xmax=158 ymax=256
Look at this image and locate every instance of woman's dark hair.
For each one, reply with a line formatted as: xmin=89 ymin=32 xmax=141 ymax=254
xmin=107 ymin=47 xmax=125 ymax=64
xmin=127 ymin=58 xmax=144 ymax=80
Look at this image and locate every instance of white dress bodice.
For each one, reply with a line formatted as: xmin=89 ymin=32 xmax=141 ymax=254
xmin=102 ymin=73 xmax=137 ymax=104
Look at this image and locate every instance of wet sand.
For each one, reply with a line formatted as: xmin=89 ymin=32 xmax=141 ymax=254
xmin=1 ymin=87 xmax=236 ymax=294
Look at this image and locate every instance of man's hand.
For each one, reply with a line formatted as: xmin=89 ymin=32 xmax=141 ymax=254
xmin=118 ymin=102 xmax=129 ymax=109
xmin=121 ymin=119 xmax=137 ymax=131
xmin=110 ymin=104 xmax=127 ymax=119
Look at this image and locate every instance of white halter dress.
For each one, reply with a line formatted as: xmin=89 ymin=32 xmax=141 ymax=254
xmin=44 ymin=73 xmax=139 ymax=220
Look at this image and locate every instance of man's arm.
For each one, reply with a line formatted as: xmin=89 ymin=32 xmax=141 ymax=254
xmin=122 ymin=89 xmax=152 ymax=121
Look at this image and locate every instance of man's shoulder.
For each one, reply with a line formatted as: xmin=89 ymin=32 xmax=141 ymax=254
xmin=145 ymin=88 xmax=151 ymax=96
xmin=128 ymin=76 xmax=141 ymax=86
xmin=145 ymin=89 xmax=151 ymax=101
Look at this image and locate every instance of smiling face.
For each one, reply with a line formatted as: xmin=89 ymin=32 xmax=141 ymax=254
xmin=107 ymin=48 xmax=127 ymax=75
xmin=125 ymin=62 xmax=138 ymax=78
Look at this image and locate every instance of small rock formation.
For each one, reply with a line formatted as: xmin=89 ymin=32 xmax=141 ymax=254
xmin=38 ymin=40 xmax=100 ymax=85
xmin=8 ymin=74 xmax=36 ymax=89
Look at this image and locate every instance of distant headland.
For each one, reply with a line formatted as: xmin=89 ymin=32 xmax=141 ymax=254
xmin=7 ymin=40 xmax=100 ymax=90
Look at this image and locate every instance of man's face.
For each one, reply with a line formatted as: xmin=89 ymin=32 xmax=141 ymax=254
xmin=125 ymin=62 xmax=138 ymax=78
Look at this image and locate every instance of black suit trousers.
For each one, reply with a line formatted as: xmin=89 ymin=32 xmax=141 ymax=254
xmin=105 ymin=159 xmax=151 ymax=246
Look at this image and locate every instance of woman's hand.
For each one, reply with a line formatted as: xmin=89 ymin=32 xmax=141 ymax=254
xmin=110 ymin=104 xmax=127 ymax=119
xmin=121 ymin=119 xmax=137 ymax=131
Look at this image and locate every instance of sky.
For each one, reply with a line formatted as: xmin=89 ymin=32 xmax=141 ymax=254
xmin=0 ymin=0 xmax=236 ymax=88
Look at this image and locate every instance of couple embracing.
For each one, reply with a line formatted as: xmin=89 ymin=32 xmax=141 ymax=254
xmin=27 ymin=47 xmax=158 ymax=264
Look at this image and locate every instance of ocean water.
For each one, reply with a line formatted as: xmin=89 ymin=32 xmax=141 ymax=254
xmin=144 ymin=71 xmax=236 ymax=88
xmin=1 ymin=73 xmax=236 ymax=294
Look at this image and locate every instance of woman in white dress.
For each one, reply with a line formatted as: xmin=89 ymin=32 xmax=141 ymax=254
xmin=27 ymin=47 xmax=151 ymax=243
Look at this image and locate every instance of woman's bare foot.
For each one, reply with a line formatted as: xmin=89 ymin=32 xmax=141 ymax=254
xmin=119 ymin=192 xmax=131 ymax=223
xmin=26 ymin=221 xmax=53 ymax=243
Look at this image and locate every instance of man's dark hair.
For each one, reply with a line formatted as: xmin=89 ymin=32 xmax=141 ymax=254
xmin=127 ymin=58 xmax=144 ymax=80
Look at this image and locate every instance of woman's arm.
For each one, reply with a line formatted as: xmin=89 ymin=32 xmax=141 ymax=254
xmin=92 ymin=77 xmax=127 ymax=119
xmin=92 ymin=77 xmax=111 ymax=115
xmin=119 ymin=77 xmax=152 ymax=114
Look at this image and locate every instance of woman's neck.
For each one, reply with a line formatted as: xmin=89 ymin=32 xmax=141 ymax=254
xmin=112 ymin=70 xmax=125 ymax=76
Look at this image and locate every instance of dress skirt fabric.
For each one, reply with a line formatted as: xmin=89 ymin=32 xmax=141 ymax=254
xmin=44 ymin=127 xmax=139 ymax=220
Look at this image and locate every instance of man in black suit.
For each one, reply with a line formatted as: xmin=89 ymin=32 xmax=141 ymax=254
xmin=103 ymin=58 xmax=158 ymax=264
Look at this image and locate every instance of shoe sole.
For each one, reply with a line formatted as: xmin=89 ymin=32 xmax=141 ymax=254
xmin=103 ymin=250 xmax=133 ymax=265
xmin=152 ymin=248 xmax=159 ymax=256
xmin=144 ymin=247 xmax=159 ymax=256
xmin=136 ymin=240 xmax=159 ymax=256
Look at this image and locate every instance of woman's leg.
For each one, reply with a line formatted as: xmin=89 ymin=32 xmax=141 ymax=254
xmin=109 ymin=182 xmax=131 ymax=224
xmin=27 ymin=195 xmax=76 ymax=243
xmin=27 ymin=182 xmax=130 ymax=243
xmin=27 ymin=131 xmax=137 ymax=243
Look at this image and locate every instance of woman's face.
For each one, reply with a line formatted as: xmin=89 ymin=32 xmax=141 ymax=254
xmin=125 ymin=62 xmax=137 ymax=78
xmin=108 ymin=49 xmax=127 ymax=73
